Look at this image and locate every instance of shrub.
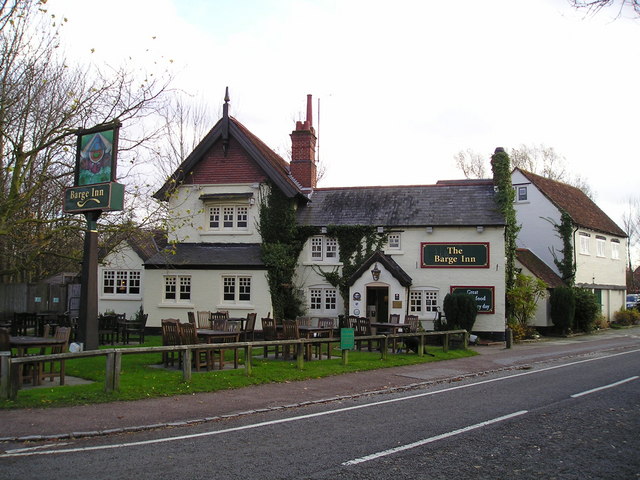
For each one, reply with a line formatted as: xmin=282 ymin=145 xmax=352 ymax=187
xmin=550 ymin=286 xmax=575 ymax=334
xmin=612 ymin=309 xmax=640 ymax=326
xmin=507 ymin=273 xmax=547 ymax=327
xmin=507 ymin=319 xmax=538 ymax=342
xmin=442 ymin=293 xmax=478 ymax=332
xmin=573 ymin=288 xmax=600 ymax=333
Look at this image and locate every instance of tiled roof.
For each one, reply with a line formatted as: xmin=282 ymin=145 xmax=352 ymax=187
xmin=145 ymin=243 xmax=265 ymax=269
xmin=99 ymin=229 xmax=167 ymax=263
xmin=516 ymin=248 xmax=565 ymax=288
xmin=154 ymin=116 xmax=305 ymax=201
xmin=517 ymin=169 xmax=626 ymax=237
xmin=297 ymin=182 xmax=504 ymax=227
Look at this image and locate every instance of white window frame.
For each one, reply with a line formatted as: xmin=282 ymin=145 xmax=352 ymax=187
xmin=309 ymin=236 xmax=339 ymax=262
xmin=163 ymin=275 xmax=191 ymax=303
xmin=222 ymin=275 xmax=252 ymax=304
xmin=517 ymin=186 xmax=527 ymax=201
xmin=611 ymin=239 xmax=620 ymax=260
xmin=102 ymin=270 xmax=142 ymax=296
xmin=596 ymin=236 xmax=606 ymax=258
xmin=409 ymin=288 xmax=439 ymax=315
xmin=308 ymin=287 xmax=338 ymax=314
xmin=207 ymin=204 xmax=249 ymax=232
xmin=579 ymin=232 xmax=590 ymax=255
xmin=387 ymin=233 xmax=401 ymax=250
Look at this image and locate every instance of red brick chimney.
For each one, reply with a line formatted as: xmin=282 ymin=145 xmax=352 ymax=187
xmin=290 ymin=94 xmax=317 ymax=190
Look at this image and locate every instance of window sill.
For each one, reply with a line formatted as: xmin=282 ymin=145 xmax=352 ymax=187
xmin=302 ymin=261 xmax=343 ymax=266
xmin=100 ymin=295 xmax=142 ymax=301
xmin=158 ymin=303 xmax=195 ymax=309
xmin=201 ymin=231 xmax=253 ymax=236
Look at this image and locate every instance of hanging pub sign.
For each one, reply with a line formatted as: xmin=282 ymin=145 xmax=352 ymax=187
xmin=63 ymin=122 xmax=124 ymax=214
xmin=63 ymin=182 xmax=125 ymax=213
xmin=450 ymin=286 xmax=495 ymax=314
xmin=421 ymin=242 xmax=489 ymax=268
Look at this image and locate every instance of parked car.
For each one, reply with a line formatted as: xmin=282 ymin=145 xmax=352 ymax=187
xmin=626 ymin=294 xmax=640 ymax=309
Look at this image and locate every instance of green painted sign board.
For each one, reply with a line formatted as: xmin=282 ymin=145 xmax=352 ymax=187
xmin=450 ymin=286 xmax=495 ymax=314
xmin=340 ymin=328 xmax=355 ymax=350
xmin=421 ymin=242 xmax=489 ymax=268
xmin=63 ymin=182 xmax=125 ymax=213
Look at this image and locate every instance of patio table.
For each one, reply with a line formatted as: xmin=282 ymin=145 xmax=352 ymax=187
xmin=370 ymin=322 xmax=408 ymax=352
xmin=9 ymin=335 xmax=67 ymax=386
xmin=196 ymin=329 xmax=240 ymax=369
xmin=298 ymin=325 xmax=334 ymax=360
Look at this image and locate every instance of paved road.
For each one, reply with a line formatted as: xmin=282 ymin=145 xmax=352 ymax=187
xmin=0 ymin=327 xmax=638 ymax=445
xmin=1 ymin=340 xmax=638 ymax=479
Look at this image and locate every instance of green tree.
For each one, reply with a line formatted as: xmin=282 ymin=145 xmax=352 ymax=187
xmin=491 ymin=147 xmax=520 ymax=321
xmin=550 ymin=286 xmax=576 ymax=334
xmin=508 ymin=273 xmax=548 ymax=326
xmin=442 ymin=293 xmax=478 ymax=332
xmin=573 ymin=287 xmax=601 ymax=332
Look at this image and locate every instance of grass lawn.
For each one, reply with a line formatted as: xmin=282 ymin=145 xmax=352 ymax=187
xmin=0 ymin=335 xmax=476 ymax=410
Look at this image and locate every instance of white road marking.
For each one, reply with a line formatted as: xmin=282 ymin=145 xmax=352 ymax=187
xmin=4 ymin=443 xmax=72 ymax=454
xmin=571 ymin=376 xmax=638 ymax=398
xmin=1 ymin=348 xmax=638 ymax=458
xmin=342 ymin=410 xmax=529 ymax=466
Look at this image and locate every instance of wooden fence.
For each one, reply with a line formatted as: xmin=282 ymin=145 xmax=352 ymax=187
xmin=0 ymin=283 xmax=80 ymax=321
xmin=0 ymin=330 xmax=468 ymax=401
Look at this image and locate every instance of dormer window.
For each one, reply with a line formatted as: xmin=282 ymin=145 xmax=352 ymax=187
xmin=201 ymin=192 xmax=252 ymax=234
xmin=207 ymin=205 xmax=249 ymax=231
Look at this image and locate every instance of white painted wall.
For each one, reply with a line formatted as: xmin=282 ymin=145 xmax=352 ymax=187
xmin=295 ymin=225 xmax=507 ymax=334
xmin=166 ymin=183 xmax=263 ymax=244
xmin=98 ymin=243 xmax=144 ymax=319
xmin=143 ymin=268 xmax=272 ymax=328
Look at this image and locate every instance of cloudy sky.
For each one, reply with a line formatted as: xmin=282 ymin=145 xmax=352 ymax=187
xmin=49 ymin=0 xmax=639 ymax=230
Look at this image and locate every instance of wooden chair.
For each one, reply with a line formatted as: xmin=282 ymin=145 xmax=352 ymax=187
xmin=354 ymin=317 xmax=373 ymax=351
xmin=404 ymin=315 xmax=420 ymax=332
xmin=296 ymin=316 xmax=311 ymax=327
xmin=215 ymin=310 xmax=229 ymax=319
xmin=187 ymin=311 xmax=196 ymax=325
xmin=98 ymin=314 xmax=118 ymax=345
xmin=179 ymin=322 xmax=211 ymax=371
xmin=311 ymin=318 xmax=334 ymax=358
xmin=12 ymin=312 xmax=38 ymax=336
xmin=241 ymin=313 xmax=257 ymax=341
xmin=261 ymin=317 xmax=281 ymax=358
xmin=196 ymin=311 xmax=212 ymax=329
xmin=39 ymin=326 xmax=71 ymax=385
xmin=318 ymin=318 xmax=335 ymax=331
xmin=161 ymin=319 xmax=182 ymax=367
xmin=211 ymin=312 xmax=228 ymax=330
xmin=281 ymin=319 xmax=300 ymax=360
xmin=122 ymin=313 xmax=148 ymax=344
xmin=389 ymin=313 xmax=400 ymax=323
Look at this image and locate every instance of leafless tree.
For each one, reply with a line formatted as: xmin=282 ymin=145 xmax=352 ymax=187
xmin=453 ymin=144 xmax=595 ymax=199
xmin=622 ymin=197 xmax=640 ymax=290
xmin=454 ymin=149 xmax=487 ymax=179
xmin=0 ymin=2 xmax=172 ymax=282
xmin=568 ymin=0 xmax=640 ymax=17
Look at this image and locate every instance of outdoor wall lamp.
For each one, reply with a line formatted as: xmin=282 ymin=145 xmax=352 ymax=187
xmin=321 ymin=226 xmax=327 ymax=234
xmin=426 ymin=226 xmax=433 ymax=234
xmin=477 ymin=226 xmax=484 ymax=233
xmin=371 ymin=263 xmax=381 ymax=281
